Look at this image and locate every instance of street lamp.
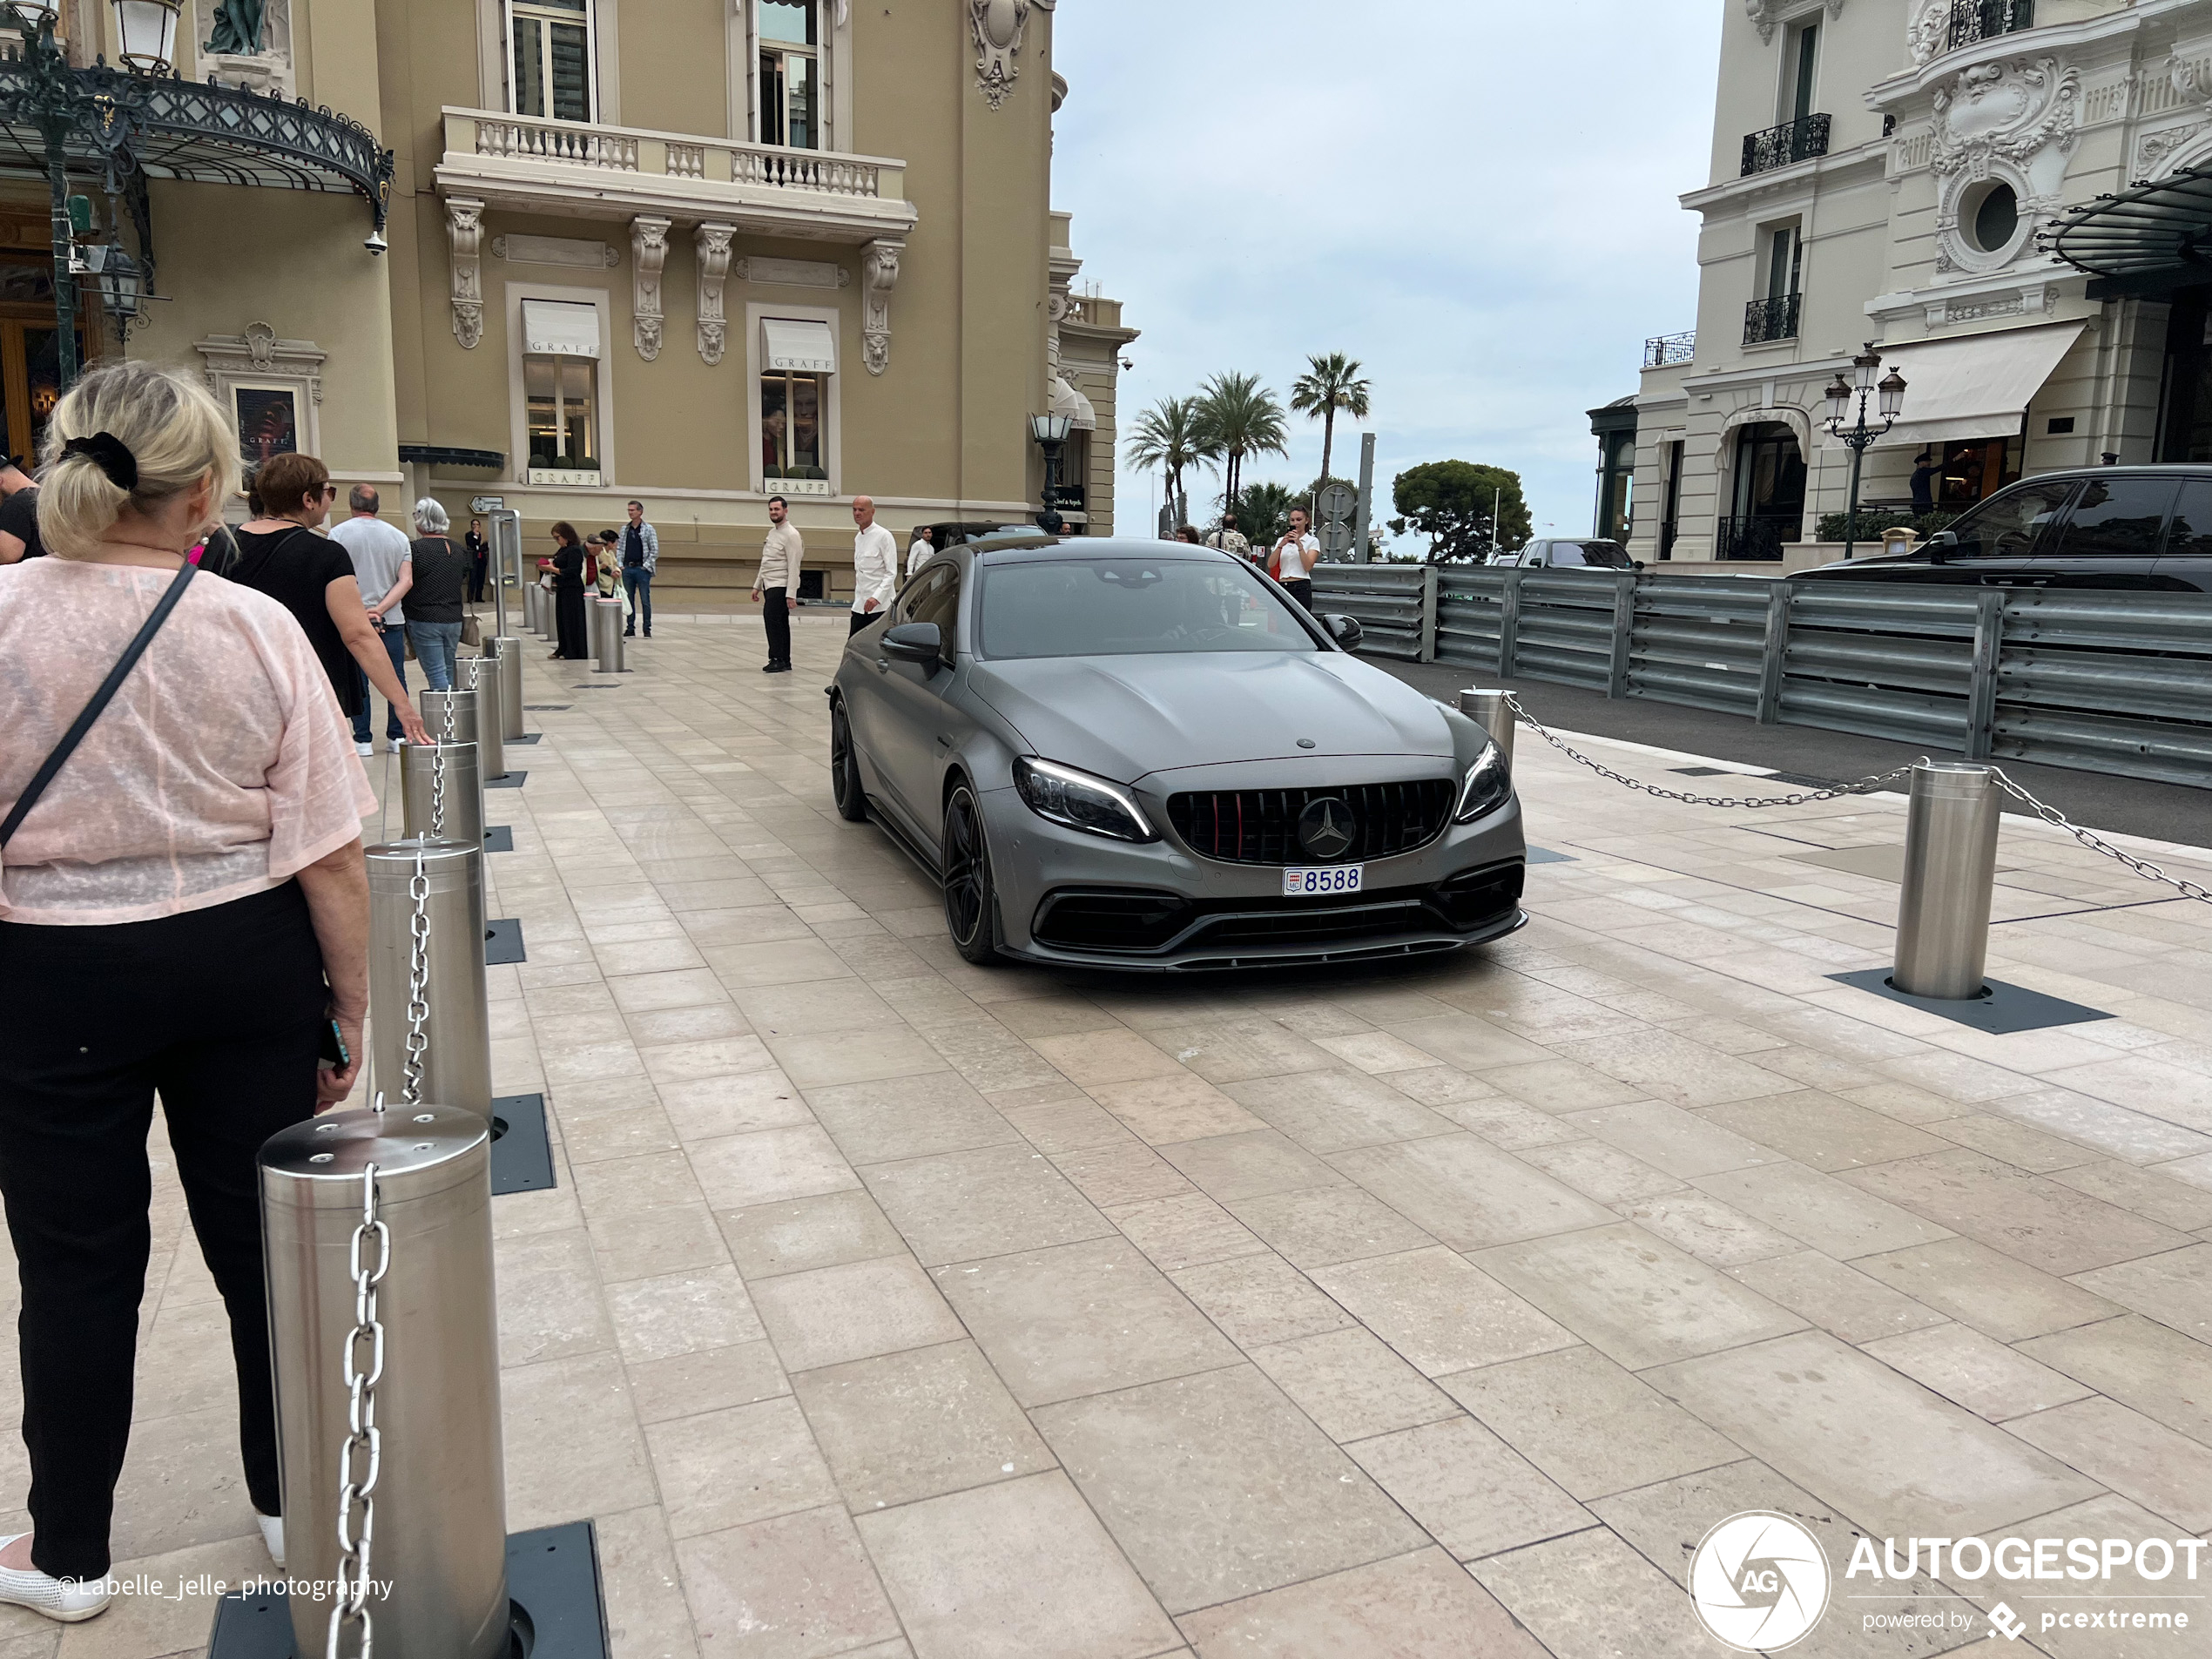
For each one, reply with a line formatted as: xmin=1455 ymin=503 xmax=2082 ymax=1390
xmin=1822 ymin=341 xmax=1907 ymax=562
xmin=1028 ymin=411 xmax=1072 ymax=494
xmin=78 ymin=235 xmax=140 ymax=334
xmin=113 ymin=0 xmax=181 ymax=74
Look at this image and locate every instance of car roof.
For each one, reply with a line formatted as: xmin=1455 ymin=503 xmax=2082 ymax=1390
xmin=972 ymin=536 xmax=1244 ymax=566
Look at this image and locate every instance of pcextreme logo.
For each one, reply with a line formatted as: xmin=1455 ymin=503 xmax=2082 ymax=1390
xmin=1689 ymin=1512 xmax=1832 ymax=1651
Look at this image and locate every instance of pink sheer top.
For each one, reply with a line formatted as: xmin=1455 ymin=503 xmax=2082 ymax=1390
xmin=0 ymin=557 xmax=376 ymax=925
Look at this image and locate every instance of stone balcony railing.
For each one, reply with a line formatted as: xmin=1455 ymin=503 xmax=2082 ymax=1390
xmin=439 ymin=107 xmax=915 ymax=239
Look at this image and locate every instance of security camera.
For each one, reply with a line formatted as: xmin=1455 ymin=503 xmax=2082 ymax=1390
xmin=365 ymin=227 xmax=388 ymax=255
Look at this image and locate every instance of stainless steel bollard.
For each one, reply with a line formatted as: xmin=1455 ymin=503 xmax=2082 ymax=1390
xmin=489 ymin=636 xmax=525 ymax=739
xmin=526 ymin=583 xmax=545 ymax=637
xmin=400 ymin=740 xmax=483 ymax=849
xmin=1893 ymin=762 xmax=2002 ymax=1000
xmin=261 ymin=1104 xmax=508 ymax=1659
xmin=461 ymin=655 xmax=505 ymax=780
xmin=367 ymin=838 xmax=493 ymax=1114
xmin=590 ymin=597 xmax=626 ymax=673
xmin=1458 ymin=688 xmax=1516 ymax=771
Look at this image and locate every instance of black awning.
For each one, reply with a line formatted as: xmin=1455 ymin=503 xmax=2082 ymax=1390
xmin=400 ymin=446 xmax=506 ymax=471
xmin=2041 ymin=165 xmax=2212 ymax=284
xmin=0 ymin=63 xmax=392 ymax=230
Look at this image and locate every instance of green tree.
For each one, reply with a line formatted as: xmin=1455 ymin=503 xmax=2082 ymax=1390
xmin=1231 ymin=481 xmax=1295 ymax=546
xmin=1123 ymin=395 xmax=1215 ymax=528
xmin=1387 ymin=462 xmax=1531 ymax=562
xmin=1289 ymin=353 xmax=1372 ymax=487
xmin=1192 ymin=372 xmax=1288 ymax=515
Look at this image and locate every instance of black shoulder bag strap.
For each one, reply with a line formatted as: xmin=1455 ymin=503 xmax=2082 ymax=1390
xmin=1 ymin=559 xmax=197 ymax=849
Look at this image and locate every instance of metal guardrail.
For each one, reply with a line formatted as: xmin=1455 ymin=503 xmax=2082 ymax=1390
xmin=1311 ymin=564 xmax=2212 ymax=788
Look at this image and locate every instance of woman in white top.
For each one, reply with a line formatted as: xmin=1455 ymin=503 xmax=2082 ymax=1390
xmin=0 ymin=361 xmax=374 ymax=1618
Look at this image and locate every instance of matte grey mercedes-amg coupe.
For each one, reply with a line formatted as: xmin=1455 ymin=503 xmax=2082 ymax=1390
xmin=826 ymin=534 xmax=1527 ymax=971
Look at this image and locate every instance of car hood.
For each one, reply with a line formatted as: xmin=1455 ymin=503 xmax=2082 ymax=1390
xmin=967 ymin=652 xmax=1456 ymax=783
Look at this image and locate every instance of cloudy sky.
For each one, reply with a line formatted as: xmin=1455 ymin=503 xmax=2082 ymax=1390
xmin=1050 ymin=0 xmax=1723 ymax=549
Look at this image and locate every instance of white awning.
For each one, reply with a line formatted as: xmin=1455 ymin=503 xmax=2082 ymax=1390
xmin=521 ymin=300 xmax=601 ymax=359
xmin=762 ymin=317 xmax=837 ymax=374
xmin=1838 ymin=320 xmax=2087 ymax=451
xmin=1049 ymin=374 xmax=1096 ymax=431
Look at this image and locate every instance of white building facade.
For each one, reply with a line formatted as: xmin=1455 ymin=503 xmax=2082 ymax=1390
xmin=1622 ymin=0 xmax=2212 ymax=570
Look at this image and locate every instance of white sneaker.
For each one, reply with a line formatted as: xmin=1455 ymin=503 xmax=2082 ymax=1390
xmin=257 ymin=1512 xmax=284 ymax=1568
xmin=354 ymin=740 xmax=374 ymax=758
xmin=0 ymin=1535 xmax=111 ymax=1622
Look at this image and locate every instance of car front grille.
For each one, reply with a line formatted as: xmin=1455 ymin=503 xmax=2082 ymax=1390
xmin=1030 ymin=860 xmax=1524 ymax=959
xmin=1165 ymin=779 xmax=1458 ymax=866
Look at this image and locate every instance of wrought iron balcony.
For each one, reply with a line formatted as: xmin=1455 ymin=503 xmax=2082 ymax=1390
xmin=1643 ymin=330 xmax=1695 ymax=368
xmin=1743 ymin=292 xmax=1801 ymax=346
xmin=1741 ymin=113 xmax=1831 ymax=177
xmin=1949 ymin=0 xmax=2033 ymax=50
xmin=1716 ymin=515 xmax=1797 ymax=562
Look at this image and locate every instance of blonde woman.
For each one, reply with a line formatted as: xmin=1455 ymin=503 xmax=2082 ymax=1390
xmin=0 ymin=361 xmax=375 ymax=1617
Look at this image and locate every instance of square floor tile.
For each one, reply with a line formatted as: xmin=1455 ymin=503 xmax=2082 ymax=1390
xmin=691 ymin=1125 xmax=861 ymax=1209
xmin=647 ymin=1394 xmax=840 ymax=1539
xmin=863 ymin=1142 xmax=1111 ymax=1266
xmin=1169 ymin=1254 xmax=1355 ymax=1349
xmin=1310 ymin=1247 xmax=1575 ymax=1378
xmin=751 ymin=1254 xmax=964 ymax=1373
xmin=1345 ymin=1413 xmax=1591 ymax=1561
xmin=1244 ymin=1325 xmax=1460 ymax=1442
xmin=1224 ymin=1186 xmax=1437 ymax=1270
xmin=1329 ymin=1134 xmax=1615 ymax=1251
xmin=1158 ymin=1129 xmax=1344 ymax=1204
xmin=1854 ymin=1237 xmax=2121 ymax=1343
xmin=677 ymin=1504 xmax=901 ymax=1659
xmin=718 ymin=1188 xmax=908 ymax=1281
xmin=1469 ymin=1526 xmax=1723 ymax=1659
xmin=1175 ymin=1545 xmax=1550 ymax=1659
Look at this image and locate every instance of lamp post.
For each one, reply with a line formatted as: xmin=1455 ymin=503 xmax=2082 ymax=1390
xmin=1824 ymin=342 xmax=1908 ymax=562
xmin=1028 ymin=411 xmax=1072 ymax=501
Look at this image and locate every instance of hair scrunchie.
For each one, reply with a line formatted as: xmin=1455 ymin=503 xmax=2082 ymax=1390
xmin=61 ymin=431 xmax=138 ymax=491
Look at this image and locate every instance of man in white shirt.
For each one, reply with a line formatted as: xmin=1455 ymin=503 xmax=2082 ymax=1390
xmin=327 ymin=483 xmax=415 ymax=756
xmin=752 ymin=494 xmax=802 ymax=674
xmin=850 ymin=496 xmax=899 ymax=635
xmin=1271 ymin=507 xmax=1322 ymax=610
xmin=907 ymin=524 xmax=936 ymax=578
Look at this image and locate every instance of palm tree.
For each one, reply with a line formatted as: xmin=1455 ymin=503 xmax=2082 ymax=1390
xmin=1123 ymin=395 xmax=1213 ymax=527
xmin=1192 ymin=372 xmax=1289 ymax=516
xmin=1290 ymin=353 xmax=1372 ymax=487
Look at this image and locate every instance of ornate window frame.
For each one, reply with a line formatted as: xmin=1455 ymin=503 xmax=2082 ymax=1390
xmin=196 ymin=322 xmax=325 ymax=459
xmin=734 ymin=0 xmax=852 ymax=148
xmin=483 ymin=0 xmax=620 ymax=123
xmin=503 ymin=280 xmax=617 ymax=487
xmin=743 ymin=297 xmax=843 ymax=496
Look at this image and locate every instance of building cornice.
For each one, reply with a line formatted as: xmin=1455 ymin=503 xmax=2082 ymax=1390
xmin=1681 ymin=139 xmax=1886 ymax=213
xmin=1869 ymin=7 xmax=2142 ymax=110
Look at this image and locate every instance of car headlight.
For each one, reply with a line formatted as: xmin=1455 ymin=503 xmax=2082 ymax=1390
xmin=1454 ymin=742 xmax=1513 ymax=823
xmin=1013 ymin=757 xmax=1158 ymax=843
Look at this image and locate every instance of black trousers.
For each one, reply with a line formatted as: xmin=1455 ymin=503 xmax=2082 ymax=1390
xmin=553 ymin=583 xmax=589 ymax=658
xmin=849 ymin=610 xmax=876 ymax=637
xmin=0 ymin=882 xmax=324 ymax=1578
xmin=763 ymin=586 xmax=790 ymax=666
xmin=1282 ymin=578 xmax=1315 ymax=612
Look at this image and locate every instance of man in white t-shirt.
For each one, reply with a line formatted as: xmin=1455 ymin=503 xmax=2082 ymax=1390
xmin=850 ymin=496 xmax=899 ymax=635
xmin=327 ymin=483 xmax=415 ymax=755
xmin=1271 ymin=507 xmax=1322 ymax=610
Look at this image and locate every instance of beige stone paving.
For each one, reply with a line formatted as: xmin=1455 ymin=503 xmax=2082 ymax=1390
xmin=5 ymin=610 xmax=2212 ymax=1656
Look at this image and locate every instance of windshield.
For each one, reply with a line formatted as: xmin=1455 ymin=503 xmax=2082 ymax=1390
xmin=1552 ymin=541 xmax=1632 ymax=569
xmin=978 ymin=557 xmax=1319 ymax=659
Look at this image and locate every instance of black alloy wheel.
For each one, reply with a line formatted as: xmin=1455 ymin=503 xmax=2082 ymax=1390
xmin=830 ymin=704 xmax=867 ymax=822
xmin=941 ymin=783 xmax=1001 ymax=966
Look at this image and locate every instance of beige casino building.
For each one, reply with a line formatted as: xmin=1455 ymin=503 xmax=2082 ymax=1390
xmin=1608 ymin=0 xmax=2212 ymax=570
xmin=17 ymin=0 xmax=1131 ymax=608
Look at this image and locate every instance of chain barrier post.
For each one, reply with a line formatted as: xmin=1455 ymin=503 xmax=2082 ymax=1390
xmin=260 ymin=1106 xmax=508 ymax=1659
xmin=590 ymin=597 xmax=627 ymax=674
xmin=485 ymin=636 xmax=526 ymax=743
xmin=420 ymin=688 xmax=487 ymax=844
xmin=367 ymin=839 xmax=494 ymax=1116
xmin=1458 ymin=689 xmax=1516 ymax=772
xmin=460 ymin=655 xmax=506 ymax=781
xmin=1893 ymin=762 xmax=2003 ymax=999
xmin=399 ymin=739 xmax=482 ymax=851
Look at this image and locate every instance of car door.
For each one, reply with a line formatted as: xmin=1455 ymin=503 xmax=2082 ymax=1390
xmin=2038 ymin=475 xmax=2178 ymax=590
xmin=1918 ymin=477 xmax=2079 ymax=584
xmin=872 ymin=559 xmax=974 ymax=855
xmin=845 ymin=564 xmax=941 ymax=820
xmin=2152 ymin=477 xmax=2212 ymax=592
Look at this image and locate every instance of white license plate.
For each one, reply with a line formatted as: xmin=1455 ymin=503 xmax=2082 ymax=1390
xmin=1282 ymin=865 xmax=1365 ymax=897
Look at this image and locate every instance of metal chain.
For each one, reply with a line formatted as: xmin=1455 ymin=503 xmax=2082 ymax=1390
xmin=428 ymin=738 xmax=447 ymax=842
xmin=400 ymin=842 xmax=432 ymax=1106
xmin=327 ymin=1163 xmax=390 ymax=1659
xmin=1500 ymin=693 xmax=1920 ymax=809
xmin=1989 ymin=769 xmax=2212 ymax=905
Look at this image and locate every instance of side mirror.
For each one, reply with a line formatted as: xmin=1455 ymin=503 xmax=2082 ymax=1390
xmin=1323 ymin=612 xmax=1364 ymax=649
xmin=881 ymin=621 xmax=943 ymax=670
xmin=1632 ymin=560 xmax=1646 ymax=571
xmin=1925 ymin=529 xmax=1958 ymax=564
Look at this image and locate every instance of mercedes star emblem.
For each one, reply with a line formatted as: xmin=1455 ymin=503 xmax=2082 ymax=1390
xmin=1297 ymin=797 xmax=1356 ymax=860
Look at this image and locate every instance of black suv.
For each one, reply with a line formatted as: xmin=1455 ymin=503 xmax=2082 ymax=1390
xmin=1801 ymin=467 xmax=2212 ymax=591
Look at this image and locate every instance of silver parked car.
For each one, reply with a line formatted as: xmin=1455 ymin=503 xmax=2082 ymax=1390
xmin=826 ymin=536 xmax=1527 ymax=971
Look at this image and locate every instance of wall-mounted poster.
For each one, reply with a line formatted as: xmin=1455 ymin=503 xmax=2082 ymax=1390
xmin=236 ymin=386 xmax=298 ymax=466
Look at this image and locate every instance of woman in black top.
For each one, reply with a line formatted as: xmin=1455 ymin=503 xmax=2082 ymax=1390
xmin=226 ymin=453 xmax=428 ymax=745
xmin=405 ymin=497 xmax=471 ymax=691
xmin=541 ymin=522 xmax=590 ymax=659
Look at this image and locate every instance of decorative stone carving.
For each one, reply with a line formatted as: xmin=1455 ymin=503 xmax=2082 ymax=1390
xmin=1930 ymin=56 xmax=2079 ymax=273
xmin=695 ymin=222 xmax=735 ymax=367
xmin=2137 ymin=54 xmax=2212 ymax=179
xmin=491 ymin=233 xmax=619 ymax=269
xmin=733 ymin=256 xmax=850 ymax=289
xmin=445 ymin=196 xmax=484 ymax=350
xmin=1746 ymin=0 xmax=1844 ymax=46
xmin=970 ymin=0 xmax=1054 ymax=108
xmin=195 ymin=325 xmax=327 ymax=455
xmin=631 ymin=215 xmax=671 ymax=361
xmin=198 ymin=0 xmax=293 ymax=96
xmin=1906 ymin=0 xmax=1949 ymax=66
xmin=860 ymin=238 xmax=902 ymax=375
